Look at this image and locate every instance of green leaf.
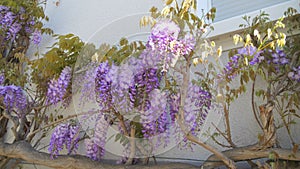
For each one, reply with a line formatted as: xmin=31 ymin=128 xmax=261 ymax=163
xmin=115 ymin=133 xmax=121 ymax=142
xmin=122 ymin=138 xmax=129 ymax=146
xmin=210 ymin=7 xmax=216 ymax=13
xmin=249 ymin=69 xmax=255 ymax=80
xmin=119 ymin=38 xmax=128 ymax=46
xmin=165 ymin=0 xmax=173 ymax=5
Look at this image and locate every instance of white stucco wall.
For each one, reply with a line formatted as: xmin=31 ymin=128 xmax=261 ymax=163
xmin=23 ymin=0 xmax=300 ymax=168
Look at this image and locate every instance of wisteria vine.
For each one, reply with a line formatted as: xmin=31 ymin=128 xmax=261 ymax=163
xmin=72 ymin=19 xmax=214 ymax=161
xmin=0 ymin=5 xmax=42 ymax=45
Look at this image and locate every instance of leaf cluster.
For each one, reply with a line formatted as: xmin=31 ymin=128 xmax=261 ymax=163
xmin=30 ymin=34 xmax=84 ymax=96
xmin=0 ymin=0 xmax=52 ymax=86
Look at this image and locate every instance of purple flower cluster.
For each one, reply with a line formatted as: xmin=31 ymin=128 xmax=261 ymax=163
xmin=288 ymin=66 xmax=300 ymax=82
xmin=48 ymin=123 xmax=80 ymax=158
xmin=173 ymin=35 xmax=196 ymax=56
xmin=79 ymin=63 xmax=98 ymax=105
xmin=140 ymin=90 xmax=168 ymax=139
xmin=116 ymin=144 xmax=131 ymax=164
xmin=225 ymin=46 xmax=262 ymax=78
xmin=137 ymin=49 xmax=161 ymax=69
xmin=269 ymin=49 xmax=289 ymax=65
xmin=0 ymin=85 xmax=27 ymax=115
xmin=95 ymin=61 xmax=113 ymax=110
xmin=224 ymin=47 xmax=291 ymax=79
xmin=0 ymin=5 xmax=42 ymax=44
xmin=46 ymin=66 xmax=72 ymax=105
xmin=85 ymin=114 xmax=109 ymax=161
xmin=240 ymin=46 xmax=262 ymax=65
xmin=147 ymin=20 xmax=180 ymax=53
xmin=0 ymin=6 xmax=21 ymax=40
xmin=183 ymin=84 xmax=211 ymax=134
xmin=108 ymin=59 xmax=161 ymax=114
xmin=167 ymin=84 xmax=211 ymax=146
xmin=110 ymin=61 xmax=135 ymax=91
xmin=225 ymin=55 xmax=240 ymax=72
xmin=129 ymin=68 xmax=160 ymax=109
xmin=85 ymin=139 xmax=103 ymax=161
xmin=147 ymin=20 xmax=195 ymax=71
xmin=31 ymin=29 xmax=42 ymax=45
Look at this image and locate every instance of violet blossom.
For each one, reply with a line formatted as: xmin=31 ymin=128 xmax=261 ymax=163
xmin=48 ymin=123 xmax=80 ymax=158
xmin=0 ymin=85 xmax=27 ymax=115
xmin=46 ymin=66 xmax=72 ymax=105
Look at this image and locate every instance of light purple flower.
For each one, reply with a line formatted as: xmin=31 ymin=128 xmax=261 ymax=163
xmin=0 ymin=85 xmax=27 ymax=115
xmin=31 ymin=29 xmax=42 ymax=45
xmin=173 ymin=35 xmax=196 ymax=56
xmin=85 ymin=113 xmax=109 ymax=161
xmin=288 ymin=66 xmax=300 ymax=82
xmin=46 ymin=66 xmax=72 ymax=105
xmin=271 ymin=49 xmax=289 ymax=65
xmin=146 ymin=20 xmax=196 ymax=72
xmin=95 ymin=61 xmax=113 ymax=110
xmin=0 ymin=74 xmax=4 ymax=85
xmin=147 ymin=20 xmax=180 ymax=52
xmin=79 ymin=63 xmax=98 ymax=105
xmin=140 ymin=89 xmax=167 ymax=138
xmin=48 ymin=123 xmax=80 ymax=158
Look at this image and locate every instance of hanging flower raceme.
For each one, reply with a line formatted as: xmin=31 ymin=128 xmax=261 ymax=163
xmin=140 ymin=89 xmax=168 ymax=139
xmin=169 ymin=93 xmax=180 ymax=122
xmin=0 ymin=5 xmax=42 ymax=44
xmin=225 ymin=46 xmax=264 ymax=74
xmin=129 ymin=68 xmax=160 ymax=108
xmin=147 ymin=20 xmax=180 ymax=53
xmin=46 ymin=66 xmax=72 ymax=105
xmin=31 ymin=29 xmax=42 ymax=45
xmin=0 ymin=85 xmax=27 ymax=115
xmin=79 ymin=63 xmax=98 ymax=105
xmin=48 ymin=123 xmax=80 ymax=159
xmin=224 ymin=46 xmax=291 ymax=79
xmin=95 ymin=61 xmax=113 ymax=110
xmin=168 ymin=84 xmax=211 ymax=146
xmin=224 ymin=46 xmax=263 ymax=79
xmin=137 ymin=48 xmax=161 ymax=70
xmin=85 ymin=113 xmax=109 ymax=161
xmin=146 ymin=20 xmax=195 ymax=72
xmin=0 ymin=74 xmax=27 ymax=116
xmin=85 ymin=138 xmax=103 ymax=161
xmin=172 ymin=35 xmax=196 ymax=56
xmin=183 ymin=84 xmax=211 ymax=135
xmin=288 ymin=66 xmax=300 ymax=82
xmin=269 ymin=49 xmax=289 ymax=65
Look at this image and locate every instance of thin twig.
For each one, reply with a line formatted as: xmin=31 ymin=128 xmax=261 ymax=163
xmin=251 ymin=75 xmax=263 ymax=130
xmin=126 ymin=127 xmax=136 ymax=165
xmin=211 ymin=135 xmax=232 ymax=148
xmin=3 ymin=111 xmax=19 ymax=140
xmin=223 ymin=103 xmax=236 ymax=147
xmin=26 ymin=111 xmax=95 ymax=140
xmin=113 ymin=109 xmax=129 ymax=136
xmin=212 ymin=122 xmax=234 ymax=148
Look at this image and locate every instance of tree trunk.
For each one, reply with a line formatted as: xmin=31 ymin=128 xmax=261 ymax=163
xmin=0 ymin=141 xmax=199 ymax=169
xmin=203 ymin=145 xmax=300 ymax=168
xmin=258 ymin=101 xmax=276 ymax=149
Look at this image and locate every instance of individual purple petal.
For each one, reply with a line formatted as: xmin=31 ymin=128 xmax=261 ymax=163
xmin=0 ymin=74 xmax=4 ymax=85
